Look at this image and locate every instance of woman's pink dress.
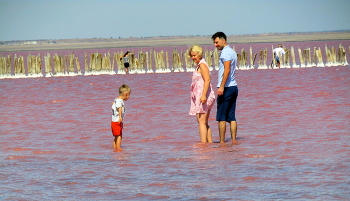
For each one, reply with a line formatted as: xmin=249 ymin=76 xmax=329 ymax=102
xmin=189 ymin=59 xmax=216 ymax=115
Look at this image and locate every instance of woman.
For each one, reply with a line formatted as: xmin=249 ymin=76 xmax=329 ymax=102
xmin=189 ymin=45 xmax=216 ymax=143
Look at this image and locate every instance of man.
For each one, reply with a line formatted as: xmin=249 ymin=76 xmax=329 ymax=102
xmin=211 ymin=32 xmax=238 ymax=144
xmin=273 ymin=44 xmax=285 ymax=68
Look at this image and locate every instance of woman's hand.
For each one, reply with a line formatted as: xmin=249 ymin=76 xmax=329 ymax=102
xmin=200 ymin=95 xmax=207 ymax=104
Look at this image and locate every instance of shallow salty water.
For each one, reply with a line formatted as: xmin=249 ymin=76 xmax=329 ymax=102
xmin=1 ymin=66 xmax=350 ymax=200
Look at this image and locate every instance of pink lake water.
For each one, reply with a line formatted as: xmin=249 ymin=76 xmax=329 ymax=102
xmin=1 ymin=43 xmax=350 ymax=199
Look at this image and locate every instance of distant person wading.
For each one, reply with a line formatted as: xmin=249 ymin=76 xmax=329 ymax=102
xmin=121 ymin=51 xmax=132 ymax=74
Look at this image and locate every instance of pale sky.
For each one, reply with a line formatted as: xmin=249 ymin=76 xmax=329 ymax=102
xmin=0 ymin=0 xmax=349 ymax=41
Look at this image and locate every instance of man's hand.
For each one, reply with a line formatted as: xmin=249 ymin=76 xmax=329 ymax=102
xmin=218 ymin=87 xmax=224 ymax=96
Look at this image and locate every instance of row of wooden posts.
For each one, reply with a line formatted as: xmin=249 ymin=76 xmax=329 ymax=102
xmin=0 ymin=44 xmax=348 ymax=78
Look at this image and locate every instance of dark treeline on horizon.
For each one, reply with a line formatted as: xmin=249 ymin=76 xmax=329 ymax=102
xmin=1 ymin=30 xmax=350 ymax=44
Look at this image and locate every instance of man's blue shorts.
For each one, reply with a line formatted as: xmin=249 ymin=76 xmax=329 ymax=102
xmin=216 ymin=86 xmax=238 ymax=122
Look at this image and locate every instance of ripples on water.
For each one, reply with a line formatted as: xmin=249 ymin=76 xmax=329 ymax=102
xmin=1 ymin=66 xmax=349 ymax=200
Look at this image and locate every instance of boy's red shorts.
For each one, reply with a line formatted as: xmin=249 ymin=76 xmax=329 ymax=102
xmin=111 ymin=121 xmax=123 ymax=136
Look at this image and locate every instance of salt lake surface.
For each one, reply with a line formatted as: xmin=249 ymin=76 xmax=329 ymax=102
xmin=1 ymin=49 xmax=350 ymax=199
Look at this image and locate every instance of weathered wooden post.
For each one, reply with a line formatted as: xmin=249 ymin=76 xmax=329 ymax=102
xmin=165 ymin=51 xmax=170 ymax=72
xmin=107 ymin=52 xmax=113 ymax=74
xmin=115 ymin=52 xmax=124 ymax=74
xmin=63 ymin=55 xmax=69 ymax=75
xmin=237 ymin=53 xmax=241 ymax=70
xmin=138 ymin=50 xmax=146 ymax=73
xmin=160 ymin=51 xmax=167 ymax=72
xmin=259 ymin=49 xmax=268 ymax=69
xmin=302 ymin=48 xmax=308 ymax=67
xmin=331 ymin=46 xmax=339 ymax=66
xmin=311 ymin=47 xmax=317 ymax=67
xmin=305 ymin=48 xmax=312 ymax=67
xmin=68 ymin=53 xmax=76 ymax=75
xmin=84 ymin=52 xmax=89 ymax=75
xmin=282 ymin=48 xmax=290 ymax=68
xmin=75 ymin=56 xmax=81 ymax=75
xmin=138 ymin=51 xmax=144 ymax=73
xmin=44 ymin=53 xmax=52 ymax=77
xmin=146 ymin=51 xmax=153 ymax=73
xmin=101 ymin=54 xmax=107 ymax=74
xmin=325 ymin=45 xmax=330 ymax=66
xmin=249 ymin=47 xmax=256 ymax=69
xmin=290 ymin=46 xmax=297 ymax=68
xmin=315 ymin=47 xmax=324 ymax=67
xmin=113 ymin=53 xmax=118 ymax=73
xmin=148 ymin=50 xmax=153 ymax=73
xmin=96 ymin=53 xmax=102 ymax=73
xmin=240 ymin=49 xmax=248 ymax=69
xmin=298 ymin=48 xmax=304 ymax=67
xmin=27 ymin=54 xmax=36 ymax=76
xmin=53 ymin=54 xmax=63 ymax=76
xmin=213 ymin=48 xmax=219 ymax=69
xmin=325 ymin=45 xmax=337 ymax=67
xmin=338 ymin=44 xmax=348 ymax=66
xmin=89 ymin=53 xmax=95 ymax=74
xmin=27 ymin=54 xmax=32 ymax=76
xmin=172 ymin=48 xmax=181 ymax=72
xmin=152 ymin=49 xmax=158 ymax=73
xmin=13 ymin=54 xmax=18 ymax=77
xmin=6 ymin=55 xmax=12 ymax=77
xmin=111 ymin=52 xmax=115 ymax=74
xmin=0 ymin=55 xmax=5 ymax=78
xmin=185 ymin=49 xmax=194 ymax=72
xmin=15 ymin=55 xmax=25 ymax=77
xmin=204 ymin=49 xmax=213 ymax=71
xmin=181 ymin=50 xmax=187 ymax=72
xmin=209 ymin=51 xmax=214 ymax=70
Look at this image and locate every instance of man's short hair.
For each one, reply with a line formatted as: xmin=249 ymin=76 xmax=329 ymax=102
xmin=212 ymin=32 xmax=227 ymax=41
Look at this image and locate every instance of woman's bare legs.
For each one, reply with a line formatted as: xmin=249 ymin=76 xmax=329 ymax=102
xmin=196 ymin=110 xmax=212 ymax=143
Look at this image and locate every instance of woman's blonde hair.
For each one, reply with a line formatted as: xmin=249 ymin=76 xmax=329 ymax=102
xmin=119 ymin=84 xmax=131 ymax=95
xmin=188 ymin=44 xmax=203 ymax=57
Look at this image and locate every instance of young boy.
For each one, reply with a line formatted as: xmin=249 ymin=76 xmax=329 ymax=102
xmin=111 ymin=84 xmax=131 ymax=150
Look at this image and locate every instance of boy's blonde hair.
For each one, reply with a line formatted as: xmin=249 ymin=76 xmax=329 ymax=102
xmin=188 ymin=44 xmax=203 ymax=57
xmin=119 ymin=84 xmax=131 ymax=95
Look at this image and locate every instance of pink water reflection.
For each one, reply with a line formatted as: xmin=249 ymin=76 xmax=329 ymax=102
xmin=1 ymin=55 xmax=350 ymax=199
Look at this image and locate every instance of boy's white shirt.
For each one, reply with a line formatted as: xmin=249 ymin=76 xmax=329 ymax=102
xmin=112 ymin=98 xmax=125 ymax=122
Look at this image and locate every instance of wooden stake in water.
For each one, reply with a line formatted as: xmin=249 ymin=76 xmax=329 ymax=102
xmin=291 ymin=46 xmax=296 ymax=68
xmin=298 ymin=48 xmax=304 ymax=67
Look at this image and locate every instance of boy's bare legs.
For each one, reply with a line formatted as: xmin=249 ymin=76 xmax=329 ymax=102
xmin=219 ymin=121 xmax=226 ymax=143
xmin=196 ymin=111 xmax=212 ymax=143
xmin=114 ymin=135 xmax=122 ymax=150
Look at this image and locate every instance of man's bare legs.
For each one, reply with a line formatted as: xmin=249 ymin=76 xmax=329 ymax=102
xmin=230 ymin=121 xmax=238 ymax=143
xmin=219 ymin=121 xmax=226 ymax=143
xmin=196 ymin=110 xmax=213 ymax=143
xmin=219 ymin=121 xmax=237 ymax=143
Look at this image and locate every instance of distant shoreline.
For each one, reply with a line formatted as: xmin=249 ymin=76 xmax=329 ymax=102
xmin=1 ymin=31 xmax=349 ymax=52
